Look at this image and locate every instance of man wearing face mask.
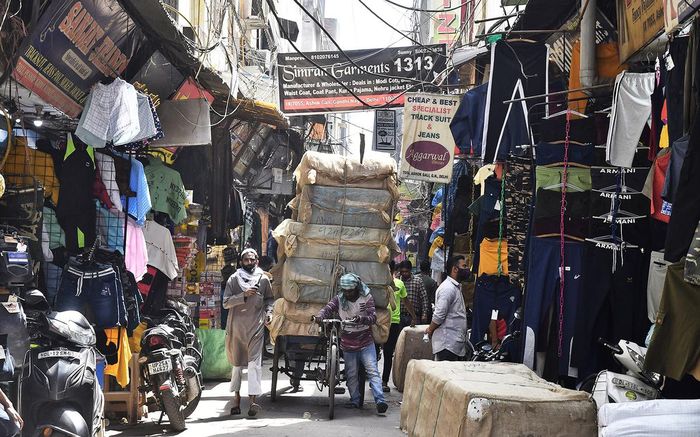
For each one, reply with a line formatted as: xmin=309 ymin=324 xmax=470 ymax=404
xmin=224 ymin=248 xmax=274 ymax=417
xmin=315 ymin=273 xmax=388 ymax=415
xmin=425 ymin=255 xmax=469 ymax=361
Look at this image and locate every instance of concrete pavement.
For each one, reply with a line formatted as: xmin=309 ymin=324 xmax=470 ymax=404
xmin=106 ymin=356 xmax=405 ymax=437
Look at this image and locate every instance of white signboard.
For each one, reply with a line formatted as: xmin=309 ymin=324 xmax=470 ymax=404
xmin=400 ymin=93 xmax=459 ymax=183
xmin=374 ymin=109 xmax=397 ymax=151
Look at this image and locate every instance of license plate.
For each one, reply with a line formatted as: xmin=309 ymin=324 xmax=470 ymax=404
xmin=148 ymin=358 xmax=172 ymax=375
xmin=38 ymin=350 xmax=80 ymax=360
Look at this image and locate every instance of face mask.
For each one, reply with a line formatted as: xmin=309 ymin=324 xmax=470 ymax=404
xmin=400 ymin=272 xmax=411 ymax=280
xmin=242 ymin=263 xmax=256 ymax=273
xmin=456 ymin=267 xmax=469 ymax=282
xmin=343 ymin=288 xmax=360 ymax=302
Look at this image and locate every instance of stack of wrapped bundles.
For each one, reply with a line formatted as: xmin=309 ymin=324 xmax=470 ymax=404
xmin=400 ymin=361 xmax=597 ymax=437
xmin=269 ymin=152 xmax=399 ymax=345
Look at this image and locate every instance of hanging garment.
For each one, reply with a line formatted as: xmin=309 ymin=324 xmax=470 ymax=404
xmin=482 ymin=40 xmax=548 ymax=163
xmin=94 ymin=152 xmax=123 ymax=211
xmin=56 ymin=134 xmax=96 ymax=252
xmin=103 ymin=327 xmax=131 ymax=388
xmin=75 ymin=78 xmax=140 ymax=147
xmin=567 ymin=41 xmax=626 ymax=114
xmin=470 ymin=274 xmax=521 ymax=348
xmin=2 ymin=137 xmax=60 ymax=206
xmin=505 ymin=155 xmax=534 ymax=289
xmin=539 ymin=117 xmax=596 ymax=145
xmin=647 ymin=148 xmax=672 ymax=223
xmin=450 ymin=83 xmax=488 ymax=155
xmin=661 ymin=135 xmax=690 ymax=203
xmin=535 ymin=142 xmax=595 ymax=167
xmin=645 ymin=261 xmax=700 ymax=381
xmin=120 ymin=95 xmax=164 ymax=150
xmin=144 ymin=157 xmax=187 ymax=224
xmin=120 ymin=155 xmax=151 ymax=226
xmin=571 ymin=246 xmax=648 ymax=378
xmin=142 ymin=220 xmax=179 ymax=280
xmin=605 ymin=71 xmax=656 ymax=168
xmin=648 ymin=251 xmax=670 ymax=322
xmin=522 ymin=237 xmax=585 ymax=379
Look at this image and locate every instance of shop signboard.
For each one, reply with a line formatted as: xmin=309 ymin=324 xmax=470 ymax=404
xmin=663 ymin=0 xmax=700 ymax=33
xmin=373 ymin=109 xmax=397 ymax=151
xmin=12 ymin=0 xmax=143 ymax=118
xmin=277 ymin=44 xmax=447 ymax=114
xmin=617 ymin=0 xmax=665 ymax=61
xmin=428 ymin=0 xmax=463 ymax=47
xmin=399 ymin=93 xmax=459 ymax=184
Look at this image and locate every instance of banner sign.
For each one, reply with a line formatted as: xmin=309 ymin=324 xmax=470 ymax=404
xmin=13 ymin=0 xmax=142 ymax=118
xmin=400 ymin=93 xmax=459 ymax=183
xmin=429 ymin=0 xmax=463 ymax=47
xmin=277 ymin=44 xmax=447 ymax=114
xmin=374 ymin=109 xmax=397 ymax=151
xmin=664 ymin=0 xmax=700 ymax=33
xmin=617 ymin=0 xmax=665 ymax=61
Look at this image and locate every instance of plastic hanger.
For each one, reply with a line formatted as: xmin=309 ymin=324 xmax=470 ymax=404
xmin=545 ymin=108 xmax=588 ymax=120
xmin=542 ymin=178 xmax=587 ymax=192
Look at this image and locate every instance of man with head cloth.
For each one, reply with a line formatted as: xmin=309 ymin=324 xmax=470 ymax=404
xmin=224 ymin=248 xmax=274 ymax=416
xmin=315 ymin=273 xmax=388 ymax=414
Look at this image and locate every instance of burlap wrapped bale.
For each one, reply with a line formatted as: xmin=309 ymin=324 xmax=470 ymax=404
xmin=290 ymin=185 xmax=396 ymax=229
xmin=372 ymin=309 xmax=391 ymax=344
xmin=401 ymin=361 xmax=597 ymax=437
xmin=281 ymin=257 xmax=392 ymax=307
xmin=268 ymin=299 xmax=324 ymax=344
xmin=268 ymin=299 xmax=391 ymax=345
xmin=272 ymin=219 xmax=399 ymax=263
xmin=294 ymin=151 xmax=398 ymax=198
xmin=392 ymin=325 xmax=433 ymax=392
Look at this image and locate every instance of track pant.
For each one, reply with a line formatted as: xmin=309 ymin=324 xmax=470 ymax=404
xmin=505 ymin=156 xmax=534 ymax=290
xmin=471 ymin=274 xmax=522 ymax=347
xmin=230 ymin=354 xmax=263 ymax=396
xmin=381 ymin=323 xmax=402 ymax=384
xmin=522 ymin=237 xmax=585 ymax=379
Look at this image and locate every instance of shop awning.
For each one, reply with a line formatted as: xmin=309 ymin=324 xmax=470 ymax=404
xmin=510 ymin=0 xmax=579 ymax=41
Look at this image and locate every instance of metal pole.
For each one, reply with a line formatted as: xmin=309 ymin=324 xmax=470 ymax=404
xmin=503 ymin=84 xmax=610 ymax=104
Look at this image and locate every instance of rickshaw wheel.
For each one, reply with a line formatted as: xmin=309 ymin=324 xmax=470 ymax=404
xmin=328 ymin=343 xmax=338 ymax=420
xmin=271 ymin=341 xmax=280 ymax=402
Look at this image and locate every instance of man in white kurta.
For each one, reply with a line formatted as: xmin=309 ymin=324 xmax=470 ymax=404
xmin=224 ymin=249 xmax=273 ymax=416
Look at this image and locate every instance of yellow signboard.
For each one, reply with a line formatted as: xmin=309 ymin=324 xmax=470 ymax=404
xmin=617 ymin=0 xmax=665 ymax=61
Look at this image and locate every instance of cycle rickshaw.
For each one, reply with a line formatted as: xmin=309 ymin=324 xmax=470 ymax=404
xmin=270 ymin=318 xmax=368 ymax=419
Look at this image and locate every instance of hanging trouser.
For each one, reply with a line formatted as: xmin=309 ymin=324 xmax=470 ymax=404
xmin=571 ymin=246 xmax=649 ymax=379
xmin=605 ymin=72 xmax=655 ymax=168
xmin=471 ymin=274 xmax=522 ymax=351
xmin=522 ymin=237 xmax=585 ymax=380
xmin=505 ymin=156 xmax=534 ymax=290
xmin=481 ymin=40 xmax=548 ymax=163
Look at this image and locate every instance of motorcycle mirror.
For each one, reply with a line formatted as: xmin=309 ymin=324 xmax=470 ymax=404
xmin=513 ymin=307 xmax=523 ymax=320
xmin=23 ymin=289 xmax=50 ymax=311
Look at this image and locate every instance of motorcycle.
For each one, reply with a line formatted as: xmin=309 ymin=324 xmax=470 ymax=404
xmin=19 ymin=289 xmax=105 ymax=437
xmin=138 ymin=299 xmax=202 ymax=431
xmin=579 ymin=338 xmax=662 ymax=409
xmin=467 ymin=308 xmax=522 ymax=362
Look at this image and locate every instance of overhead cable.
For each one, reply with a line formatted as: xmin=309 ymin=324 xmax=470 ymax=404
xmin=381 ymin=0 xmax=473 ymax=13
xmin=288 ymin=0 xmax=435 ymax=85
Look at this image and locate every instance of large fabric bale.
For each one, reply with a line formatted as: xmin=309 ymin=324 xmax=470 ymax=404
xmin=290 ymin=185 xmax=395 ymax=229
xmin=272 ymin=219 xmax=398 ymax=263
xmin=268 ymin=299 xmax=391 ymax=345
xmin=598 ymin=399 xmax=700 ymax=436
xmin=281 ymin=257 xmax=392 ymax=307
xmin=401 ymin=361 xmax=597 ymax=437
xmin=196 ymin=329 xmax=233 ymax=380
xmin=294 ymin=151 xmax=398 ymax=198
xmin=392 ymin=325 xmax=433 ymax=392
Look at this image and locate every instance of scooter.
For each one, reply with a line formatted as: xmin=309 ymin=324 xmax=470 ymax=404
xmin=19 ymin=289 xmax=105 ymax=437
xmin=579 ymin=338 xmax=662 ymax=409
xmin=138 ymin=301 xmax=202 ymax=432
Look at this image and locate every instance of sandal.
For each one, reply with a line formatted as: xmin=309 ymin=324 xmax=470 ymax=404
xmin=230 ymin=406 xmax=241 ymax=415
xmin=248 ymin=403 xmax=261 ymax=417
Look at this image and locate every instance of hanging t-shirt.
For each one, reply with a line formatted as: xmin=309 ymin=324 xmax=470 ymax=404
xmin=144 ymin=157 xmax=187 ymax=224
xmin=120 ymin=155 xmax=151 ymax=225
xmin=142 ymin=220 xmax=179 ymax=280
xmin=3 ymin=137 xmax=60 ymax=206
xmin=95 ymin=152 xmax=123 ymax=211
